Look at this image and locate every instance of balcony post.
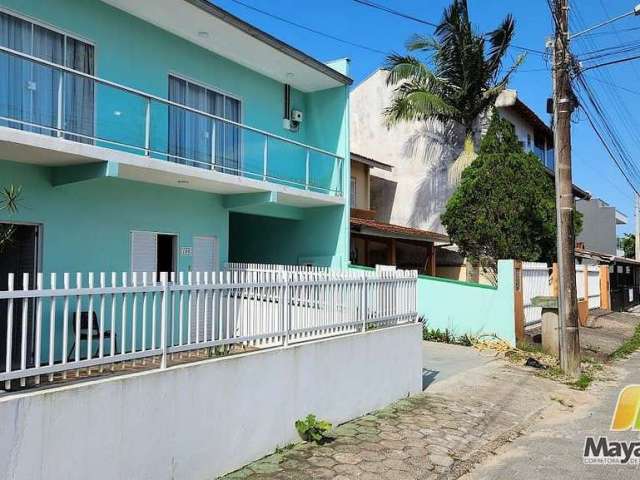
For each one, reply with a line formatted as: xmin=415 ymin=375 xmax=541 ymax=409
xmin=56 ymin=73 xmax=64 ymax=138
xmin=305 ymin=148 xmax=310 ymax=190
xmin=144 ymin=98 xmax=151 ymax=156
xmin=263 ymin=136 xmax=268 ymax=181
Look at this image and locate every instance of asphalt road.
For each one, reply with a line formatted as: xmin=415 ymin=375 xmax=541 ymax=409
xmin=465 ymin=353 xmax=640 ymax=480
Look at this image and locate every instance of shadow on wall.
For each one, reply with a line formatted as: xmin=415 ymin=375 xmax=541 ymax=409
xmin=404 ymin=120 xmax=464 ymax=233
xmin=370 ymin=176 xmax=397 ymax=223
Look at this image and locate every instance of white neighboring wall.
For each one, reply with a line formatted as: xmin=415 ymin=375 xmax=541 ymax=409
xmin=0 ymin=324 xmax=422 ymax=480
xmin=350 ymin=70 xmax=545 ymax=235
xmin=350 ymin=70 xmax=462 ymax=235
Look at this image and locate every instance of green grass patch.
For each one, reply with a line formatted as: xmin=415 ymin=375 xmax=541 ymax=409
xmin=570 ymin=372 xmax=594 ymax=391
xmin=422 ymin=323 xmax=477 ymax=346
xmin=516 ymin=339 xmax=545 ymax=355
xmin=611 ymin=323 xmax=640 ymax=360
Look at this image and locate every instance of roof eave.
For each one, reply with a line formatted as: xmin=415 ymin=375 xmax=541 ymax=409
xmin=183 ymin=0 xmax=353 ymax=87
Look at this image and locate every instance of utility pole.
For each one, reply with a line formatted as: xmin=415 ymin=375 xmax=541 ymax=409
xmin=636 ymin=194 xmax=640 ymax=259
xmin=552 ymin=0 xmax=581 ymax=377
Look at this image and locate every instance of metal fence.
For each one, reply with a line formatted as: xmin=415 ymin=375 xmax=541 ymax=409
xmin=0 ymin=268 xmax=417 ymax=390
xmin=523 ymin=263 xmax=602 ymax=328
xmin=522 ymin=262 xmax=550 ymax=327
xmin=575 ymin=265 xmax=601 ymax=309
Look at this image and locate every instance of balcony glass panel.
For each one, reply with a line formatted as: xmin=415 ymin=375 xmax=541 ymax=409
xmin=0 ymin=45 xmax=343 ymax=197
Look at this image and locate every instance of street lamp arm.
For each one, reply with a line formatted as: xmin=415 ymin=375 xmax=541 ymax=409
xmin=569 ymin=4 xmax=640 ymax=40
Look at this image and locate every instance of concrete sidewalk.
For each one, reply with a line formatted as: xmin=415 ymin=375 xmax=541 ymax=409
xmin=221 ymin=342 xmax=580 ymax=479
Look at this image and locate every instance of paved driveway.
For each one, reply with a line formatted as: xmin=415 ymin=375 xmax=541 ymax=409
xmin=422 ymin=342 xmax=495 ymax=389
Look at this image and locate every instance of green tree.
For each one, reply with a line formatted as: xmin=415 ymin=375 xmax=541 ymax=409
xmin=620 ymin=233 xmax=635 ymax=258
xmin=384 ymin=0 xmax=523 ymax=146
xmin=0 ymin=185 xmax=21 ymax=253
xmin=441 ymin=113 xmax=581 ymax=281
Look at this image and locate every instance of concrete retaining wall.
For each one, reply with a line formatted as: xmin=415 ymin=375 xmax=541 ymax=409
xmin=0 ymin=324 xmax=422 ymax=480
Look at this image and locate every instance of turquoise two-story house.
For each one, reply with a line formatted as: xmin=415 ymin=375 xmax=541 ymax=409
xmin=0 ymin=0 xmax=351 ymax=280
xmin=0 ymin=0 xmax=351 ymax=369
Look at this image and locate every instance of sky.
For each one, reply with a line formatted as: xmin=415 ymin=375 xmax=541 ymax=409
xmin=214 ymin=0 xmax=640 ymax=235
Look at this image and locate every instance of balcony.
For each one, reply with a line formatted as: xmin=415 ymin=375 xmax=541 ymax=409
xmin=0 ymin=45 xmax=344 ymax=207
xmin=533 ymin=144 xmax=554 ymax=171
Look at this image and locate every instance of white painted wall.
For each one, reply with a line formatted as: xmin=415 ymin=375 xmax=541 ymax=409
xmin=0 ymin=324 xmax=422 ymax=480
xmin=351 ymin=70 xmax=462 ymax=234
xmin=350 ymin=71 xmax=543 ymax=235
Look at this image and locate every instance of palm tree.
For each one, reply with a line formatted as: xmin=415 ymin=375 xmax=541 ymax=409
xmin=0 ymin=185 xmax=21 ymax=253
xmin=384 ymin=0 xmax=523 ymax=180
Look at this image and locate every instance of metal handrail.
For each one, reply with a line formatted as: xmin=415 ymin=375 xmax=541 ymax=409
xmin=0 ymin=44 xmax=344 ymax=161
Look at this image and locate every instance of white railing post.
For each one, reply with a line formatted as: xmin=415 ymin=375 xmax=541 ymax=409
xmin=20 ymin=273 xmax=29 ymax=387
xmin=263 ymin=136 xmax=268 ymax=181
xmin=361 ymin=273 xmax=367 ymax=332
xmin=160 ymin=272 xmax=169 ymax=369
xmin=283 ymin=271 xmax=290 ymax=347
xmin=305 ymin=148 xmax=310 ymax=190
xmin=144 ymin=98 xmax=151 ymax=156
xmin=4 ymin=273 xmax=14 ymax=391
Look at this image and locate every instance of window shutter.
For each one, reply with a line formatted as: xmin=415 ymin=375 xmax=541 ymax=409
xmin=130 ymin=231 xmax=157 ymax=273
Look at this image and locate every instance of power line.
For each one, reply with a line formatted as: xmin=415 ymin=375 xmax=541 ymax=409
xmin=352 ymin=0 xmax=438 ymax=28
xmin=228 ymin=0 xmax=388 ymax=55
xmin=588 ymin=76 xmax=640 ymax=96
xmin=351 ymin=0 xmax=547 ymax=56
xmin=579 ymin=52 xmax=640 ymax=72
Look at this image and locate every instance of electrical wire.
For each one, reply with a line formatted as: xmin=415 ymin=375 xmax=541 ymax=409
xmin=228 ymin=0 xmax=388 ymax=55
xmin=351 ymin=0 xmax=547 ymax=56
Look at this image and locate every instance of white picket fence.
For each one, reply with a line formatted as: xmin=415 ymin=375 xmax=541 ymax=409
xmin=0 ymin=268 xmax=417 ymax=390
xmin=522 ymin=262 xmax=602 ymax=328
xmin=226 ymin=263 xmax=331 ymax=274
xmin=576 ymin=264 xmax=601 ymax=310
xmin=522 ymin=262 xmax=551 ymax=327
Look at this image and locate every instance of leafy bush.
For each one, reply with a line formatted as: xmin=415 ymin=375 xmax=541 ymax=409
xmin=295 ymin=414 xmax=333 ymax=444
xmin=421 ymin=317 xmax=477 ymax=346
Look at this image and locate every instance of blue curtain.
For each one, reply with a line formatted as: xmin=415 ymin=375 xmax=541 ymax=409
xmin=0 ymin=12 xmax=93 ymax=141
xmin=223 ymin=97 xmax=240 ymax=174
xmin=64 ymin=37 xmax=94 ymax=143
xmin=31 ymin=24 xmax=63 ymax=136
xmin=0 ymin=12 xmax=32 ymax=131
xmin=169 ymin=75 xmax=240 ymax=173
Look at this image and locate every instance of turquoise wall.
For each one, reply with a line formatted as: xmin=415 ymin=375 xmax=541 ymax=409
xmin=0 ymin=0 xmax=347 ymax=193
xmin=0 ymin=159 xmax=231 ymax=362
xmin=0 ymin=160 xmax=229 ymax=274
xmin=416 ymin=260 xmax=516 ymax=345
xmin=229 ymin=207 xmax=347 ymax=267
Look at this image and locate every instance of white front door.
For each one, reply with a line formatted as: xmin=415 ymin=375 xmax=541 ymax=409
xmin=190 ymin=236 xmax=219 ymax=342
xmin=192 ymin=236 xmax=219 ymax=272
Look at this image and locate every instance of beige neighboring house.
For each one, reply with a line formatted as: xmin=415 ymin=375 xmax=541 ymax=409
xmin=349 ymin=153 xmax=449 ymax=276
xmin=350 ymin=69 xmax=587 ymax=282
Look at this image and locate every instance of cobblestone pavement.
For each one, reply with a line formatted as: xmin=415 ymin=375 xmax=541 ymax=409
xmin=222 ymin=348 xmax=584 ymax=480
